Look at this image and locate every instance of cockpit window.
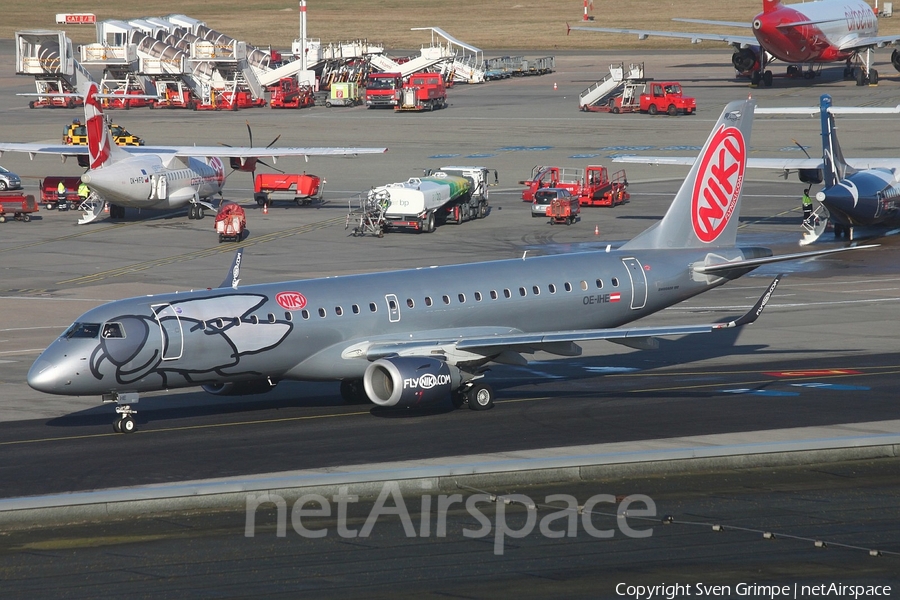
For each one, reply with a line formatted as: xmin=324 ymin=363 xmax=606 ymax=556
xmin=102 ymin=322 xmax=125 ymax=339
xmin=63 ymin=322 xmax=101 ymax=339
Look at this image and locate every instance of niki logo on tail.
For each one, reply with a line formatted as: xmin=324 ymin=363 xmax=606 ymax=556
xmin=83 ymin=82 xmax=110 ymax=170
xmin=692 ymin=123 xmax=747 ymax=243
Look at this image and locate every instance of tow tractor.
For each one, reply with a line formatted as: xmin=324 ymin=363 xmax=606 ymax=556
xmin=582 ymin=78 xmax=695 ymax=116
xmin=520 ymin=165 xmax=629 ymax=207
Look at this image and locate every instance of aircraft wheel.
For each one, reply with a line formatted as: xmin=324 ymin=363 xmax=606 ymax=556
xmin=467 ymin=383 xmax=494 ymax=411
xmin=120 ymin=416 xmax=136 ymax=433
xmin=750 ymin=71 xmax=761 ymax=86
xmin=763 ymin=70 xmax=773 ymax=87
xmin=856 ymin=68 xmax=866 ymax=86
xmin=113 ymin=417 xmax=123 ymax=433
xmin=197 ymin=206 xmax=205 ymax=220
xmin=870 ymin=69 xmax=879 ymax=85
xmin=451 ymin=389 xmax=467 ymax=409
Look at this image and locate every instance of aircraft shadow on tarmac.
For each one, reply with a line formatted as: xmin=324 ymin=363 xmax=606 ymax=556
xmin=44 ymin=320 xmax=850 ymax=429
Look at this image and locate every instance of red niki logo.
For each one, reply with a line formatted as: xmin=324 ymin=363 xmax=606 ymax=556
xmin=84 ymin=83 xmax=110 ymax=170
xmin=275 ymin=291 xmax=307 ymax=311
xmin=209 ymin=157 xmax=225 ymax=187
xmin=691 ymin=124 xmax=745 ymax=244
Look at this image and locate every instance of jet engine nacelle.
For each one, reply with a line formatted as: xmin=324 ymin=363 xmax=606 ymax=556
xmin=732 ymin=48 xmax=760 ymax=74
xmin=798 ymin=168 xmax=823 ymax=184
xmin=892 ymin=49 xmax=900 ymax=73
xmin=202 ymin=379 xmax=277 ymax=396
xmin=363 ymin=357 xmax=460 ymax=408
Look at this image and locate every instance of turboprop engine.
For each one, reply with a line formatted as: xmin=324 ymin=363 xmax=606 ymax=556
xmin=202 ymin=379 xmax=277 ymax=396
xmin=363 ymin=357 xmax=461 ymax=408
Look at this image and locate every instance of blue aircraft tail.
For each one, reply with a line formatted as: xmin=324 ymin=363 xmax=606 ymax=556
xmin=819 ymin=94 xmax=856 ymax=187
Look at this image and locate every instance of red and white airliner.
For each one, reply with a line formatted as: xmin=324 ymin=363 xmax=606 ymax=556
xmin=569 ymin=0 xmax=899 ymax=87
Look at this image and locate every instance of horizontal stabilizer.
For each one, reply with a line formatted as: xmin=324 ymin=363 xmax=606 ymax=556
xmin=693 ymin=244 xmax=877 ymax=274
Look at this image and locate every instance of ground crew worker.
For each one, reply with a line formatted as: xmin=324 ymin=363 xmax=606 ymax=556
xmin=77 ymin=181 xmax=90 ymax=204
xmin=57 ymin=180 xmax=68 ymax=210
xmin=801 ymin=187 xmax=812 ymax=222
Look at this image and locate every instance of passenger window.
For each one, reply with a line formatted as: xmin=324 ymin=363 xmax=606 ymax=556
xmin=442 ymin=295 xmax=450 ymax=305
xmin=268 ymin=313 xmax=276 ymax=323
xmin=352 ymin=304 xmax=360 ymax=314
xmin=388 ymin=299 xmax=397 ymax=310
xmin=335 ymin=306 xmax=343 ymax=316
xmin=564 ymin=282 xmax=572 ymax=292
xmin=301 ymin=310 xmax=310 ymax=320
xmin=596 ymin=279 xmax=603 ymax=289
xmin=474 ymin=291 xmax=482 ymax=301
xmin=425 ymin=296 xmax=433 ymax=307
xmin=580 ymin=281 xmax=588 ymax=291
xmin=407 ymin=298 xmax=415 ymax=308
xmin=532 ymin=285 xmax=540 ymax=295
xmin=503 ymin=289 xmax=511 ymax=298
xmin=318 ymin=308 xmax=326 ymax=318
xmin=458 ymin=293 xmax=466 ymax=303
xmin=490 ymin=290 xmax=498 ymax=300
xmin=369 ymin=302 xmax=377 ymax=312
xmin=519 ymin=287 xmax=526 ymax=297
xmin=549 ymin=284 xmax=556 ymax=294
xmin=612 ymin=277 xmax=620 ymax=287
xmin=285 ymin=312 xmax=292 ymax=321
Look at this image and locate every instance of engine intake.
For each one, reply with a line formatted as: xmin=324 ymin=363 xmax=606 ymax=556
xmin=202 ymin=379 xmax=277 ymax=396
xmin=363 ymin=357 xmax=460 ymax=408
xmin=731 ymin=48 xmax=759 ymax=74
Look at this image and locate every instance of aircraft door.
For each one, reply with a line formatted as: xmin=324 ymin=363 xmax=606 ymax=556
xmin=156 ymin=174 xmax=167 ymax=200
xmin=385 ymin=294 xmax=401 ymax=323
xmin=621 ymin=257 xmax=648 ymax=310
xmin=151 ymin=303 xmax=184 ymax=360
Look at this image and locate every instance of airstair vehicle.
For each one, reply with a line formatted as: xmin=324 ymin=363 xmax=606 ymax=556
xmin=15 ymin=30 xmax=94 ymax=108
xmin=578 ymin=62 xmax=644 ymax=110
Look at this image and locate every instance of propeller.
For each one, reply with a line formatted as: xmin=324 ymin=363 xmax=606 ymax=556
xmin=219 ymin=122 xmax=285 ymax=185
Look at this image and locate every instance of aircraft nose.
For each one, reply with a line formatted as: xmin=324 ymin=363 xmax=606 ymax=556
xmin=27 ymin=356 xmax=64 ymax=393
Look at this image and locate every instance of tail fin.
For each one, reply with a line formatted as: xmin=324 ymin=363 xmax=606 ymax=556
xmin=762 ymin=0 xmax=782 ymax=14
xmin=622 ymin=97 xmax=755 ymax=251
xmin=81 ymin=82 xmax=128 ymax=170
xmin=819 ymin=94 xmax=855 ymax=187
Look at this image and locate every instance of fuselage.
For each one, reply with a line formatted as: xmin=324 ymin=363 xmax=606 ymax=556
xmin=81 ymin=153 xmax=225 ymax=209
xmin=27 ymin=246 xmax=764 ymax=397
xmin=818 ymin=168 xmax=900 ymax=226
xmin=753 ymin=0 xmax=877 ymax=63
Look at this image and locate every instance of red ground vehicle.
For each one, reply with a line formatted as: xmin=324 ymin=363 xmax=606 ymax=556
xmin=520 ymin=165 xmax=629 ymax=206
xmin=365 ymin=72 xmax=403 ymax=108
xmin=40 ymin=176 xmax=82 ymax=210
xmin=0 ymin=191 xmax=40 ymax=222
xmin=395 ymin=73 xmax=447 ymax=112
xmin=269 ymin=78 xmax=315 ymax=109
xmin=547 ymin=195 xmax=580 ymax=225
xmin=253 ymin=173 xmax=324 ymax=206
xmin=214 ymin=202 xmax=246 ymax=243
xmin=639 ymin=82 xmax=696 ymax=116
xmin=102 ymin=90 xmax=153 ymax=110
xmin=193 ymin=91 xmax=266 ymax=111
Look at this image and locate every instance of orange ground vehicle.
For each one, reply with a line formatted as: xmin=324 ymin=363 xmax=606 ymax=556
xmin=547 ymin=196 xmax=580 ymax=225
xmin=214 ymin=202 xmax=246 ymax=243
xmin=253 ymin=173 xmax=324 ymax=206
xmin=520 ymin=165 xmax=629 ymax=207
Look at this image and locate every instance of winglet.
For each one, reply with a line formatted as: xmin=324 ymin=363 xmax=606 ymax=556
xmin=714 ymin=274 xmax=781 ymax=329
xmin=220 ymin=249 xmax=244 ymax=289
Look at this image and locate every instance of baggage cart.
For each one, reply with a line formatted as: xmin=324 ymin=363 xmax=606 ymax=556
xmin=214 ymin=202 xmax=246 ymax=243
xmin=0 ymin=192 xmax=40 ymax=222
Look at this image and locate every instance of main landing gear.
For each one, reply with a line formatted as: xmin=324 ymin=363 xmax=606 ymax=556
xmin=188 ymin=203 xmax=205 ymax=220
xmin=452 ymin=381 xmax=495 ymax=411
xmin=103 ymin=391 xmax=139 ymax=434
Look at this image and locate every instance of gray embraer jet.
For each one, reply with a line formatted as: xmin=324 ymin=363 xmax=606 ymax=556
xmin=27 ymin=98 xmax=872 ymax=433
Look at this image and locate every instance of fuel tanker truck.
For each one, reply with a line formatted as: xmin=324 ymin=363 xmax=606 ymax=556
xmin=367 ymin=167 xmax=493 ymax=233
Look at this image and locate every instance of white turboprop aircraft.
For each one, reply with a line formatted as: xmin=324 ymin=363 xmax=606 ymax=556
xmin=0 ymin=82 xmax=387 ymax=223
xmin=569 ymin=0 xmax=899 ymax=87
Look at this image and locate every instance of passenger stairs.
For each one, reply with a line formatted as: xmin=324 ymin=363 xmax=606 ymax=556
xmin=578 ymin=62 xmax=644 ymax=109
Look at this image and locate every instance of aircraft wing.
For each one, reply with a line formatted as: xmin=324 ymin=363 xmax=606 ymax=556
xmin=166 ymin=146 xmax=388 ymax=158
xmin=837 ymin=34 xmax=900 ymax=52
xmin=567 ymin=24 xmax=757 ymax=47
xmin=612 ymin=155 xmax=899 ymax=171
xmin=0 ymin=142 xmax=88 ymax=157
xmin=0 ymin=142 xmax=387 ymax=159
xmin=359 ymin=276 xmax=783 ymax=363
